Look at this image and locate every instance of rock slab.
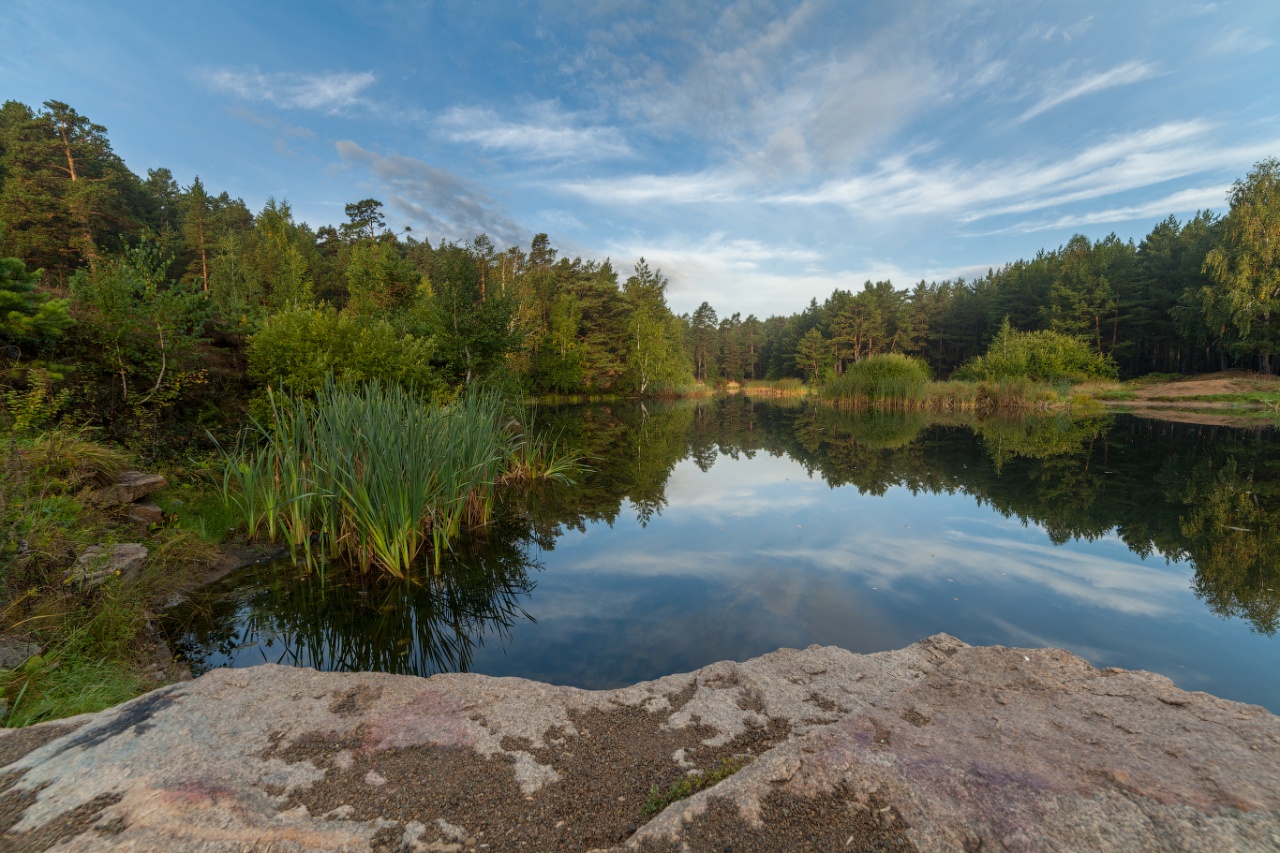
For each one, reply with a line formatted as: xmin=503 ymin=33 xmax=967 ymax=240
xmin=66 ymin=544 xmax=148 ymax=587
xmin=86 ymin=471 xmax=167 ymax=508
xmin=1 ymin=635 xmax=1277 ymax=852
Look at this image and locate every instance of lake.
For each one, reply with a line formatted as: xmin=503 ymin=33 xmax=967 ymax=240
xmin=164 ymin=398 xmax=1280 ymax=712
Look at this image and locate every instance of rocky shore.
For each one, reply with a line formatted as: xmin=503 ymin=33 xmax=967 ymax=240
xmin=2 ymin=635 xmax=1278 ymax=852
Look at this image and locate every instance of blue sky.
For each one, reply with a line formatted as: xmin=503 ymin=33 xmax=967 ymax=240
xmin=5 ymin=0 xmax=1279 ymax=316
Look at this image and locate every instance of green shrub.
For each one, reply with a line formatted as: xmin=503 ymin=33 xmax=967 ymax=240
xmin=954 ymin=320 xmax=1117 ymax=384
xmin=821 ymin=353 xmax=931 ymax=405
xmin=247 ymin=305 xmax=443 ymax=399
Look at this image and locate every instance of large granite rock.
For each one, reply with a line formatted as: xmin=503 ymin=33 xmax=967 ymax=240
xmin=1 ymin=635 xmax=1277 ymax=852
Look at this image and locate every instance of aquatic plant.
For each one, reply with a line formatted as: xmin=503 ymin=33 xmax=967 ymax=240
xmin=218 ymin=380 xmax=575 ymax=577
xmin=741 ymin=378 xmax=808 ymax=397
xmin=820 ymin=353 xmax=931 ymax=408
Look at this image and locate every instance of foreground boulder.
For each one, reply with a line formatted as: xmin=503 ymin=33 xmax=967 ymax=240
xmin=1 ymin=635 xmax=1277 ymax=852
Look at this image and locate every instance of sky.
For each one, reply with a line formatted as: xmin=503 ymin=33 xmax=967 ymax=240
xmin=4 ymin=0 xmax=1279 ymax=317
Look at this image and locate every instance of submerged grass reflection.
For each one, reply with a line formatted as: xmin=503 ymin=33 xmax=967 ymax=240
xmin=168 ymin=522 xmax=538 ymax=677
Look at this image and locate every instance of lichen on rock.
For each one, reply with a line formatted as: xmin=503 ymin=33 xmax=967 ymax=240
xmin=1 ymin=635 xmax=1277 ymax=852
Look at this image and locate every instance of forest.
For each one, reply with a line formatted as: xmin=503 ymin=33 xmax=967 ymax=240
xmin=2 ymin=98 xmax=1280 ymax=446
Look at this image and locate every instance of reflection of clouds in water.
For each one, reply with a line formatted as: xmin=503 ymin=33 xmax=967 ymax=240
xmin=663 ymin=455 xmax=823 ymax=519
xmin=547 ymin=459 xmax=1190 ymax=621
xmin=487 ymin=563 xmax=901 ymax=688
xmin=764 ymin=530 xmax=1188 ymax=618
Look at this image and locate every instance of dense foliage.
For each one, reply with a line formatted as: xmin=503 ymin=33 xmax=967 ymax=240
xmin=952 ymin=321 xmax=1118 ymax=383
xmin=0 ymin=96 xmax=1278 ymax=446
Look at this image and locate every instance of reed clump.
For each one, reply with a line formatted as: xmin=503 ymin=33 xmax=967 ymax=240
xmin=742 ymin=378 xmax=808 ymax=397
xmin=821 ymin=354 xmax=931 ymax=408
xmin=219 ymin=380 xmax=575 ymax=577
xmin=819 ymin=354 xmax=1073 ymax=413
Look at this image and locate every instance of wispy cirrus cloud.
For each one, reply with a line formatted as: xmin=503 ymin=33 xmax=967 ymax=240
xmin=1203 ymin=26 xmax=1274 ymax=56
xmin=201 ymin=67 xmax=376 ymax=111
xmin=335 ymin=140 xmax=523 ymax=244
xmin=770 ymin=120 xmax=1278 ymax=223
xmin=226 ymin=106 xmax=317 ymax=139
xmin=984 ymin=185 xmax=1229 ymax=235
xmin=558 ymin=169 xmax=747 ymax=206
xmin=1018 ymin=60 xmax=1159 ymax=122
xmin=606 ymin=232 xmax=980 ymax=316
xmin=440 ymin=104 xmax=632 ymax=161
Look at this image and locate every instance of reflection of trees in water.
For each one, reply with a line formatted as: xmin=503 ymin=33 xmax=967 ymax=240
xmin=586 ymin=399 xmax=1280 ymax=636
xmin=1171 ymin=457 xmax=1280 ymax=635
xmin=169 ymin=518 xmax=537 ymax=677
xmin=173 ymin=400 xmax=1280 ymax=672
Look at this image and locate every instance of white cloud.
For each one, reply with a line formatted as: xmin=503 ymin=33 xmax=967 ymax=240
xmin=559 ymin=169 xmax=747 ymax=206
xmin=1203 ymin=26 xmax=1274 ymax=56
xmin=769 ymin=527 xmax=1190 ymax=619
xmin=335 ymin=140 xmax=523 ymax=244
xmin=440 ymin=104 xmax=633 ymax=161
xmin=1027 ymin=16 xmax=1095 ymax=43
xmin=226 ymin=106 xmax=317 ymax=139
xmin=986 ymin=185 xmax=1228 ymax=235
xmin=201 ymin=67 xmax=376 ymax=111
xmin=1019 ymin=60 xmax=1160 ymax=123
xmin=771 ymin=121 xmax=1279 ymax=223
xmin=606 ymin=233 xmax=977 ymax=316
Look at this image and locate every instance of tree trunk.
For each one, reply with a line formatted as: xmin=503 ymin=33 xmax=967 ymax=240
xmin=199 ymin=221 xmax=209 ymax=292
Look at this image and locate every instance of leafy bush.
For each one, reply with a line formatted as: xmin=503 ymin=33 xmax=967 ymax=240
xmin=247 ymin=305 xmax=443 ymax=399
xmin=953 ymin=320 xmax=1117 ymax=383
xmin=821 ymin=353 xmax=931 ymax=405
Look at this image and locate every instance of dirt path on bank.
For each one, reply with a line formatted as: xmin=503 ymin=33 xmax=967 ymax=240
xmin=1103 ymin=370 xmax=1280 ymax=426
xmin=1125 ymin=369 xmax=1280 ymax=400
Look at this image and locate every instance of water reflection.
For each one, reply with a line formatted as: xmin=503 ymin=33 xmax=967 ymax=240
xmin=166 ymin=398 xmax=1280 ymax=708
xmin=170 ymin=519 xmax=537 ymax=677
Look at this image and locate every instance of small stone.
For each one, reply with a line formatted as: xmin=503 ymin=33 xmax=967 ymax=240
xmin=88 ymin=471 xmax=168 ymax=507
xmin=67 ymin=544 xmax=148 ymax=587
xmin=0 ymin=641 xmax=41 ymax=669
xmin=127 ymin=500 xmax=164 ymax=526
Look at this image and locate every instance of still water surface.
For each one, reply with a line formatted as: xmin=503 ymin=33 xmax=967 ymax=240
xmin=165 ymin=399 xmax=1280 ymax=711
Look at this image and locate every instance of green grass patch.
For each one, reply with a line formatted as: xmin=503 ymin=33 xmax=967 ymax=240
xmin=1 ymin=428 xmax=221 ymax=727
xmin=741 ymin=378 xmax=808 ymax=397
xmin=1 ymin=652 xmax=144 ymax=728
xmin=643 ymin=756 xmax=755 ymax=815
xmin=1145 ymin=392 xmax=1280 ymax=404
xmin=154 ymin=484 xmax=241 ymax=542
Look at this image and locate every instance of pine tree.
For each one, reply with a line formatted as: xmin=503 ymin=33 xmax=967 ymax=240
xmin=0 ymin=256 xmax=72 ymax=347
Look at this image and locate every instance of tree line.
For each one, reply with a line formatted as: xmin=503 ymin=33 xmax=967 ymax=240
xmin=687 ymin=171 xmax=1278 ymax=384
xmin=1 ymin=98 xmax=1277 ymax=442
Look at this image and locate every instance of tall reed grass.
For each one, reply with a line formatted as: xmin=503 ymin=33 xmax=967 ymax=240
xmin=741 ymin=378 xmax=808 ymax=398
xmin=218 ymin=381 xmax=573 ymax=577
xmin=820 ymin=354 xmax=931 ymax=408
xmin=819 ymin=355 xmax=1069 ymax=413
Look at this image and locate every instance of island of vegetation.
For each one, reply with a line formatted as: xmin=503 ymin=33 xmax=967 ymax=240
xmin=1 ymin=97 xmax=1279 ymax=727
